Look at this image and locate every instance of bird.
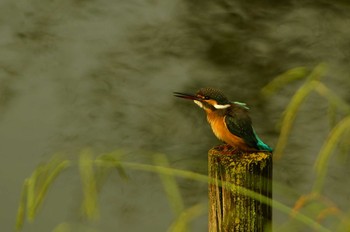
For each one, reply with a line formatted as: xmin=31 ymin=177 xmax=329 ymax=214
xmin=174 ymin=87 xmax=272 ymax=152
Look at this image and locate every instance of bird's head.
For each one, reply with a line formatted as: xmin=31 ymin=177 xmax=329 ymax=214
xmin=174 ymin=87 xmax=231 ymax=112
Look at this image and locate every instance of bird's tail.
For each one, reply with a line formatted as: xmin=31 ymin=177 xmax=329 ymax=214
xmin=257 ymin=139 xmax=273 ymax=152
xmin=253 ymin=129 xmax=273 ymax=152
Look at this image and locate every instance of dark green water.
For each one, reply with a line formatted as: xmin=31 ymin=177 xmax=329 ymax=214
xmin=1 ymin=1 xmax=350 ymax=231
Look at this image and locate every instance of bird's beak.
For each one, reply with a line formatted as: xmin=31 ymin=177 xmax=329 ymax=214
xmin=173 ymin=92 xmax=201 ymax=101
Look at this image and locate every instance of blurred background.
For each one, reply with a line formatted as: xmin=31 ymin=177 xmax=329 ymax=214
xmin=1 ymin=0 xmax=350 ymax=231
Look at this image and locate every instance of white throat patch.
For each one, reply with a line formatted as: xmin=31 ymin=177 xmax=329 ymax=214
xmin=213 ymin=104 xmax=231 ymax=109
xmin=193 ymin=100 xmax=203 ymax=108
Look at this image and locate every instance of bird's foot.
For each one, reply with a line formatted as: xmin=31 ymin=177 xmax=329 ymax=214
xmin=214 ymin=144 xmax=239 ymax=154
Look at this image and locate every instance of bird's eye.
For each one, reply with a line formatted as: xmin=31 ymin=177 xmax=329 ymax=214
xmin=204 ymin=96 xmax=209 ymax=100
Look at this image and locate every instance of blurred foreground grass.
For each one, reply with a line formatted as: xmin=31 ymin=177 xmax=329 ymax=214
xmin=15 ymin=64 xmax=350 ymax=232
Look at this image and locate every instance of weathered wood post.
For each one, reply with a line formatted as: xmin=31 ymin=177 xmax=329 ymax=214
xmin=208 ymin=145 xmax=272 ymax=232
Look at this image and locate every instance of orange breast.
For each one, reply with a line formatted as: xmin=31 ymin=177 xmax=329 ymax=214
xmin=207 ymin=113 xmax=248 ymax=149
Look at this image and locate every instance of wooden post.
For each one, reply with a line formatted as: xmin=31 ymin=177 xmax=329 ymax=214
xmin=208 ymin=145 xmax=272 ymax=232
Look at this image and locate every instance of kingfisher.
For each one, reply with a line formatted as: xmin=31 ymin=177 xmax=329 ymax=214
xmin=174 ymin=87 xmax=272 ymax=152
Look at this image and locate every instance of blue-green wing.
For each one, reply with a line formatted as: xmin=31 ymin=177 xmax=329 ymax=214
xmin=225 ymin=103 xmax=272 ymax=151
xmin=224 ymin=107 xmax=259 ymax=149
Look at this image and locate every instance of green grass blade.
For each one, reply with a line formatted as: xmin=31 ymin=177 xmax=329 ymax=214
xmin=15 ymin=178 xmax=30 ymax=231
xmin=96 ymin=151 xmax=128 ymax=180
xmin=273 ymin=80 xmax=317 ymax=159
xmin=79 ymin=149 xmax=99 ymax=220
xmin=305 ymin=63 xmax=327 ymax=82
xmin=313 ymin=116 xmax=350 ymax=193
xmin=26 ymin=164 xmax=45 ymax=221
xmin=274 ymin=64 xmax=327 ymax=160
xmin=167 ymin=203 xmax=206 ymax=232
xmin=153 ymin=154 xmax=185 ymax=217
xmin=17 ymin=157 xmax=70 ymax=230
xmin=261 ymin=67 xmax=309 ymax=97
xmin=314 ymin=82 xmax=350 ymax=115
xmin=31 ymin=159 xmax=70 ymax=219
